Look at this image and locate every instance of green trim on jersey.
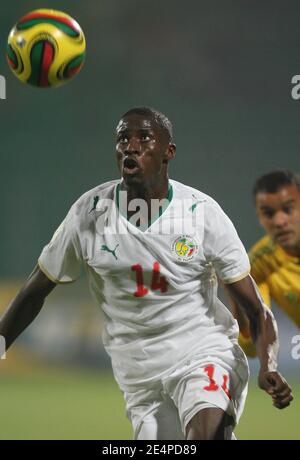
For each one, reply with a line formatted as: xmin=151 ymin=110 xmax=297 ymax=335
xmin=115 ymin=182 xmax=173 ymax=230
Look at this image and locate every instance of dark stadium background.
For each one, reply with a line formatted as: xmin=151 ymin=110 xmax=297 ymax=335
xmin=0 ymin=0 xmax=299 ymax=439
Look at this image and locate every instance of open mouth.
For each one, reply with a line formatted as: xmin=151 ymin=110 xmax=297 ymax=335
xmin=123 ymin=157 xmax=139 ymax=174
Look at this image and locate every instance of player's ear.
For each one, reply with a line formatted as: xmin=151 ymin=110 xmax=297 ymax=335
xmin=163 ymin=143 xmax=176 ymax=164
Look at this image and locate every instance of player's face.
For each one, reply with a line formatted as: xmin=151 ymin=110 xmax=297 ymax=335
xmin=115 ymin=114 xmax=175 ymax=187
xmin=256 ymin=185 xmax=300 ymax=255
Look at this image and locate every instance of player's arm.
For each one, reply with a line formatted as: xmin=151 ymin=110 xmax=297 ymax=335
xmin=225 ymin=279 xmax=272 ymax=357
xmin=226 ymin=274 xmax=293 ymax=409
xmin=228 ymin=295 xmax=251 ymax=336
xmin=224 ymin=286 xmax=257 ymax=357
xmin=0 ymin=265 xmax=56 ymax=352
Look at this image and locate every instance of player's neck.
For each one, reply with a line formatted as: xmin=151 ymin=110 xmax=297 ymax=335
xmin=121 ymin=177 xmax=170 ymax=203
xmin=119 ymin=176 xmax=171 ymax=226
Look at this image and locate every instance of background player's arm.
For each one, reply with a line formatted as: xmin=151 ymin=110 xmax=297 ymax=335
xmin=0 ymin=265 xmax=56 ymax=352
xmin=226 ymin=274 xmax=293 ymax=409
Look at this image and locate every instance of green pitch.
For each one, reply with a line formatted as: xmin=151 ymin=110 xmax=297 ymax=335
xmin=236 ymin=377 xmax=300 ymax=440
xmin=0 ymin=367 xmax=299 ymax=439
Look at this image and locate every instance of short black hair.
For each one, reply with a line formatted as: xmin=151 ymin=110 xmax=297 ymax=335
xmin=253 ymin=169 xmax=300 ymax=197
xmin=120 ymin=106 xmax=173 ymax=141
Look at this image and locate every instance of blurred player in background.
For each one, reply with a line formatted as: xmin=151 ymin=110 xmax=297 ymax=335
xmin=230 ymin=170 xmax=300 ymax=357
xmin=0 ymin=109 xmax=293 ymax=440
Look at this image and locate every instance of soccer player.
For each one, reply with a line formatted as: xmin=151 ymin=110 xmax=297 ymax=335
xmin=230 ymin=170 xmax=300 ymax=357
xmin=0 ymin=108 xmax=293 ymax=440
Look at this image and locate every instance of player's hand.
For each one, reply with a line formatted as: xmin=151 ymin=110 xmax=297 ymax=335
xmin=258 ymin=370 xmax=293 ymax=409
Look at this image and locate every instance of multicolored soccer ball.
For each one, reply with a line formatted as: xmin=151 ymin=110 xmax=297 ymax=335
xmin=6 ymin=9 xmax=86 ymax=88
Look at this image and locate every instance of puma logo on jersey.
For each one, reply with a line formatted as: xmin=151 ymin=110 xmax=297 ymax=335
xmin=101 ymin=244 xmax=119 ymax=260
xmin=189 ymin=194 xmax=205 ymax=213
xmin=89 ymin=196 xmax=99 ymax=213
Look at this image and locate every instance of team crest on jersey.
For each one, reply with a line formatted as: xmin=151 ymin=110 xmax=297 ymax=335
xmin=172 ymin=235 xmax=199 ymax=262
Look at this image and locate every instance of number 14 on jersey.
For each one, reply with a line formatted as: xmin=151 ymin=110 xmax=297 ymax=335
xmin=131 ymin=261 xmax=169 ymax=297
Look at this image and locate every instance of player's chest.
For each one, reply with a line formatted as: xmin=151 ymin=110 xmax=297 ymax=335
xmin=82 ymin=228 xmax=208 ymax=281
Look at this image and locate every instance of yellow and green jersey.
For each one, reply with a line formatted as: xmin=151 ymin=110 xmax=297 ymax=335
xmin=239 ymin=234 xmax=300 ymax=356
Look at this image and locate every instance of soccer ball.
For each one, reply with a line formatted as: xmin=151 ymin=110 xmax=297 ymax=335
xmin=6 ymin=9 xmax=86 ymax=88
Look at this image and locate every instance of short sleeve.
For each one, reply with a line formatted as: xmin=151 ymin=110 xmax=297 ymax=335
xmin=38 ymin=206 xmax=82 ymax=283
xmin=203 ymin=200 xmax=250 ymax=283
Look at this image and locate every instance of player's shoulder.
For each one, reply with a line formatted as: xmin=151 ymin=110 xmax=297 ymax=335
xmin=170 ymin=179 xmax=220 ymax=208
xmin=170 ymin=180 xmax=230 ymax=229
xmin=248 ymin=235 xmax=276 ymax=265
xmin=70 ymin=179 xmax=119 ymax=216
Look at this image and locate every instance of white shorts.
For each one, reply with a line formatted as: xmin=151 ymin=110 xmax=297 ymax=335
xmin=124 ymin=353 xmax=249 ymax=440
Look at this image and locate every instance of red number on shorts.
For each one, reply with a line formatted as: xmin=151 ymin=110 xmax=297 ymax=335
xmin=221 ymin=374 xmax=231 ymax=400
xmin=203 ymin=364 xmax=219 ymax=391
xmin=131 ymin=262 xmax=168 ymax=297
xmin=203 ymin=364 xmax=231 ymax=400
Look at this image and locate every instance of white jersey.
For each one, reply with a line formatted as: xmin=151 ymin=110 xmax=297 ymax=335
xmin=38 ymin=179 xmax=250 ymax=389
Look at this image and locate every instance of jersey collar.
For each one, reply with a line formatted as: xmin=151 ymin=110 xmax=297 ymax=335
xmin=115 ymin=182 xmax=173 ymax=231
